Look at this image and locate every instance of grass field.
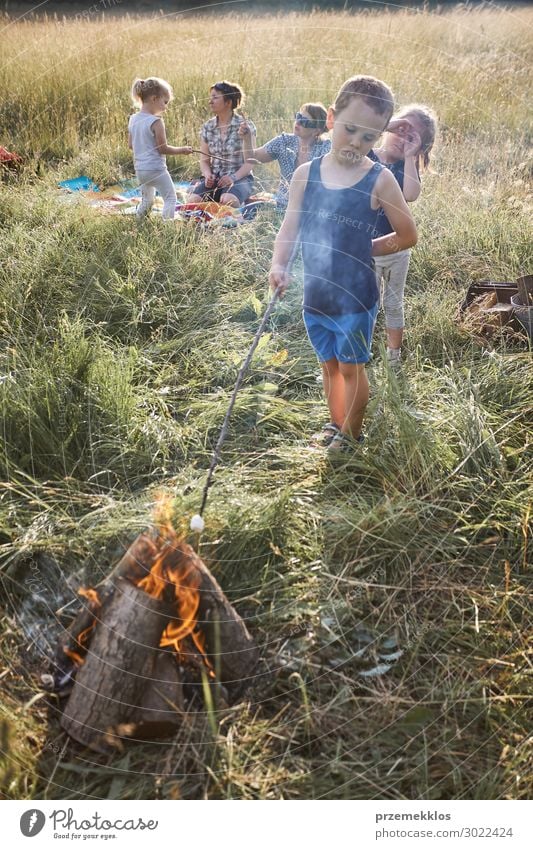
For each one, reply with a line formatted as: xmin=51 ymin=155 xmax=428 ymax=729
xmin=0 ymin=3 xmax=531 ymax=800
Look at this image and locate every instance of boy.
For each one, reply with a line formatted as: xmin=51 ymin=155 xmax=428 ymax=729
xmin=269 ymin=76 xmax=417 ymax=453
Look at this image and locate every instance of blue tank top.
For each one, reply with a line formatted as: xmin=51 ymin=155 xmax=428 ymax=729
xmin=368 ymin=151 xmax=409 ymax=237
xmin=300 ymin=156 xmax=383 ymax=316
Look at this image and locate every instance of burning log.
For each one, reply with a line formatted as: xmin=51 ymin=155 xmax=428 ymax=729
xmin=60 ymin=579 xmax=181 ymax=750
xmin=54 ymin=529 xmax=258 ymax=750
xmin=137 ymin=538 xmax=260 ymax=697
xmin=50 ymin=534 xmax=160 ymax=691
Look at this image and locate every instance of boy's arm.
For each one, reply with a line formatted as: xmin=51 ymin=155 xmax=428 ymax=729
xmin=269 ymin=162 xmax=309 ymax=295
xmin=372 ymin=169 xmax=417 ymax=256
xmin=153 ymin=119 xmax=193 ymax=156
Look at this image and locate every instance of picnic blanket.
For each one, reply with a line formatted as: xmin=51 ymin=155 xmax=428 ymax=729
xmin=57 ymin=175 xmax=276 ymax=224
xmin=175 ymin=201 xmax=243 ymax=226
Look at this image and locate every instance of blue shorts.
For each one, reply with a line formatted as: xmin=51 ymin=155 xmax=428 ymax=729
xmin=303 ymin=305 xmax=378 ymax=364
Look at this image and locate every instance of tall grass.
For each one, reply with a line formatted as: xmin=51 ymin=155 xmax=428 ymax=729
xmin=0 ymin=5 xmax=531 ymax=801
xmin=1 ymin=5 xmax=532 ymax=168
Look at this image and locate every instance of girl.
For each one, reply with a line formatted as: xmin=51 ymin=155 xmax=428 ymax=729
xmin=369 ymin=104 xmax=438 ymax=366
xmin=239 ymin=103 xmax=331 ymax=209
xmin=187 ymin=81 xmax=256 ymax=208
xmin=269 ymin=76 xmax=417 ymax=455
xmin=128 ymin=77 xmax=192 ymax=220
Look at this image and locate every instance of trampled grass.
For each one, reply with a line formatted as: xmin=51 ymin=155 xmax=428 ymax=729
xmin=0 ymin=3 xmax=531 ymax=801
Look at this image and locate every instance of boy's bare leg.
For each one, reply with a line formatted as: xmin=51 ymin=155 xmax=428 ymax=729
xmin=321 ymin=358 xmax=344 ymax=427
xmin=339 ymin=362 xmax=369 ymax=439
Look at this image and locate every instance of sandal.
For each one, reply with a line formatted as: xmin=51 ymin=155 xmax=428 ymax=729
xmin=327 ymin=431 xmax=365 ymax=458
xmin=310 ymin=422 xmax=341 ymax=447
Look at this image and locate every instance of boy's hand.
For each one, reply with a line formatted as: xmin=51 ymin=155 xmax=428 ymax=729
xmin=205 ymin=174 xmax=217 ymax=188
xmin=269 ymin=266 xmax=290 ymax=297
xmin=178 ymin=146 xmax=193 ymax=155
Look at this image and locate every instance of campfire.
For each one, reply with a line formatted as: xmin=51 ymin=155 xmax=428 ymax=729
xmin=50 ymin=510 xmax=258 ymax=752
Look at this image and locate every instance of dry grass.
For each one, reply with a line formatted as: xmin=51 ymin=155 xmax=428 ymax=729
xmin=1 ymin=4 xmax=531 ymax=165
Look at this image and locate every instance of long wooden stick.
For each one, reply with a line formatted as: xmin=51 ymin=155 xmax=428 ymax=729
xmin=188 ymin=147 xmax=261 ymax=165
xmin=198 ymin=287 xmax=280 ymax=517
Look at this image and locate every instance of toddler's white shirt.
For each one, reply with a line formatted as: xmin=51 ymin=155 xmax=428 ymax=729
xmin=129 ymin=111 xmax=165 ymax=170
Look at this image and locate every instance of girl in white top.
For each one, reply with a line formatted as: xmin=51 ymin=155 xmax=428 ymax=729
xmin=128 ymin=77 xmax=192 ymax=220
xmin=369 ymin=104 xmax=438 ymax=365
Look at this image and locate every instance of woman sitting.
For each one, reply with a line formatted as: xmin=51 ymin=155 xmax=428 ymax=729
xmin=239 ymin=103 xmax=330 ymax=209
xmin=188 ymin=81 xmax=256 ymax=208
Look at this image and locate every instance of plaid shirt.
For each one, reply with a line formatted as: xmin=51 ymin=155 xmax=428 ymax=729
xmin=200 ymin=114 xmax=256 ymax=178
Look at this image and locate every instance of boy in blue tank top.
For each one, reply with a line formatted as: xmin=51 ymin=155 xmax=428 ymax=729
xmin=269 ymin=76 xmax=417 ymax=454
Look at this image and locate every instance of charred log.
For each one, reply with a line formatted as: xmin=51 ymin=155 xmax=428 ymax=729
xmin=55 ymin=532 xmax=258 ymax=749
xmin=165 ymin=543 xmax=259 ymax=700
xmin=55 ymin=533 xmax=258 ymax=700
xmin=60 ymin=579 xmax=180 ymax=752
xmin=50 ymin=533 xmax=159 ymax=690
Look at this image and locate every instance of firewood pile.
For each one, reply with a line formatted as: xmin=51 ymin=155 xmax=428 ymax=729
xmin=45 ymin=523 xmax=258 ymax=753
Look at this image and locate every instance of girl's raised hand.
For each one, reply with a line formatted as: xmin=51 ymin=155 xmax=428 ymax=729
xmin=238 ymin=121 xmax=251 ymax=136
xmin=386 ymin=118 xmax=412 ymax=136
xmin=403 ymin=129 xmax=421 ymax=158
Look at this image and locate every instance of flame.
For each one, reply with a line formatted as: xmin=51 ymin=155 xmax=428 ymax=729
xmin=63 ymin=589 xmax=101 ymax=667
xmin=191 ymin=626 xmax=208 ymax=656
xmin=137 ymin=508 xmax=214 ymax=675
xmin=63 ymin=622 xmax=97 ymax=667
xmin=137 ymin=549 xmax=201 ymax=650
xmin=64 ymin=498 xmax=214 ymax=677
xmin=151 ymin=491 xmax=175 ymax=534
xmin=78 ymin=587 xmax=101 ymax=606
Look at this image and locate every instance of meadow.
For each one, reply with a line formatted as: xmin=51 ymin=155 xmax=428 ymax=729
xmin=0 ymin=3 xmax=531 ymax=800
